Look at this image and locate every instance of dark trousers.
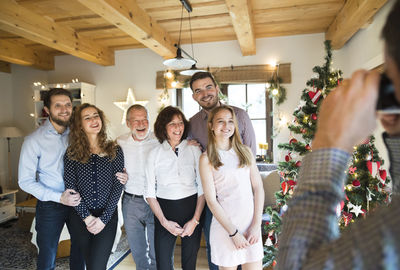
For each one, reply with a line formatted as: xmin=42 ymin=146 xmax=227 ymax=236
xmin=35 ymin=200 xmax=85 ymax=270
xmin=69 ymin=208 xmax=118 ymax=270
xmin=155 ymin=194 xmax=202 ymax=270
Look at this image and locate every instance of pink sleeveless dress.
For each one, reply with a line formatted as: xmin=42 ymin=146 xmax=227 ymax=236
xmin=209 ymin=148 xmax=263 ymax=267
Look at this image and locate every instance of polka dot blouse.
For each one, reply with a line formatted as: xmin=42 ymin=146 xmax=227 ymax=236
xmin=64 ymin=145 xmax=124 ymax=225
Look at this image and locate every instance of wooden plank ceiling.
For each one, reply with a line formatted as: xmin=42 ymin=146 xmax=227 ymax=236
xmin=0 ymin=0 xmax=388 ymax=70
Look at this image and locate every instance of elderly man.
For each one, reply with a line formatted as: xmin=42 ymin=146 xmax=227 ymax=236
xmin=117 ymin=104 xmax=159 ymax=270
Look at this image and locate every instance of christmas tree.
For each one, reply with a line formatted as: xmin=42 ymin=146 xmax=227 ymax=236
xmin=263 ymin=40 xmax=391 ymax=268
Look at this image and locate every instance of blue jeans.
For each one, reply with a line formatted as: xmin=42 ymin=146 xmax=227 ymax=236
xmin=203 ymin=205 xmax=218 ymax=270
xmin=122 ymin=194 xmax=156 ymax=270
xmin=35 ymin=201 xmax=85 ymax=270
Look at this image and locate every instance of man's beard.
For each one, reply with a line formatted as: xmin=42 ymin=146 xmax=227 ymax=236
xmin=132 ymin=128 xmax=149 ymax=140
xmin=49 ymin=112 xmax=70 ymax=127
xmin=201 ymin=95 xmax=219 ymax=111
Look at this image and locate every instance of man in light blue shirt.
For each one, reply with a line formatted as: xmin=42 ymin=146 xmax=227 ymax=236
xmin=19 ymin=88 xmax=84 ymax=270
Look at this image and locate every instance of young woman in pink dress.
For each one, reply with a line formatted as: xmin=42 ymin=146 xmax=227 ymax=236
xmin=199 ymin=105 xmax=264 ymax=270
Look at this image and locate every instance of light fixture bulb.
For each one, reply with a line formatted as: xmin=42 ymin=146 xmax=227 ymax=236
xmin=171 ymin=81 xmax=178 ymax=88
xmin=165 ymin=71 xmax=174 ymax=79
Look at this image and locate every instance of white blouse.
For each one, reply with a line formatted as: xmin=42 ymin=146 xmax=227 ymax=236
xmin=145 ymin=140 xmax=203 ymax=200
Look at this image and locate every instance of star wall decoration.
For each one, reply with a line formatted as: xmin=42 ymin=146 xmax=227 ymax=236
xmin=114 ymin=88 xmax=148 ymax=124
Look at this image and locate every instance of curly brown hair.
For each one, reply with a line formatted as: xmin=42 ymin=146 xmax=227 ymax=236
xmin=67 ymin=103 xmax=117 ymax=163
xmin=154 ymin=106 xmax=189 ymax=143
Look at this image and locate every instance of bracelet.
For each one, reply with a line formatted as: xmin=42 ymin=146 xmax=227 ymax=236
xmin=193 ymin=218 xmax=200 ymax=225
xmin=229 ymin=229 xmax=238 ymax=237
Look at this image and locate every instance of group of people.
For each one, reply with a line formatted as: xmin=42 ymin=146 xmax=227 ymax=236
xmin=17 ymin=1 xmax=400 ymax=269
xmin=18 ymin=71 xmax=265 ymax=270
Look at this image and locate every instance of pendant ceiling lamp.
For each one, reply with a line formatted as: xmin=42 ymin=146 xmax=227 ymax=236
xmin=180 ymin=64 xmax=206 ymax=76
xmin=163 ymin=0 xmax=197 ymax=70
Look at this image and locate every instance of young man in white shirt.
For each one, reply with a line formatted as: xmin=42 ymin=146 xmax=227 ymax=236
xmin=117 ymin=105 xmax=159 ymax=270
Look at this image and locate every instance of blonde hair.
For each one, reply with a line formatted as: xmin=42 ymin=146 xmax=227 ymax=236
xmin=206 ymin=105 xmax=253 ymax=169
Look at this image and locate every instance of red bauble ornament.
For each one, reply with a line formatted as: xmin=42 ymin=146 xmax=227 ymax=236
xmin=285 ymin=154 xmax=292 ymax=162
xmin=295 ymin=161 xmax=302 ymax=167
xmin=305 ymin=144 xmax=311 ymax=150
xmin=289 ymin=138 xmax=298 ymax=144
xmin=301 ymin=128 xmax=307 ymax=134
xmin=352 ymin=180 xmax=361 ymax=187
xmin=311 ymin=113 xmax=317 ymax=120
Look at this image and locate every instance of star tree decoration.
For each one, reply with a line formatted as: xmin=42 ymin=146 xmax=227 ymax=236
xmin=114 ymin=88 xmax=148 ymax=124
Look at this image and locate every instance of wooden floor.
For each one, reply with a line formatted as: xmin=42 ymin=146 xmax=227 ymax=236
xmin=115 ymin=246 xmax=209 ymax=270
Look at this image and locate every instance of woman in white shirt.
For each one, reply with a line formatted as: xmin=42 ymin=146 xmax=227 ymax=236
xmin=146 ymin=106 xmax=205 ymax=270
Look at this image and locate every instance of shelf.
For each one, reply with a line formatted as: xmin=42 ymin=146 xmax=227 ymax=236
xmin=32 ymin=82 xmax=95 ymax=127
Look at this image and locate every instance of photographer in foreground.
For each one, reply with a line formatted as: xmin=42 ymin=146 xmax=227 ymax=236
xmin=277 ymin=1 xmax=400 ymax=269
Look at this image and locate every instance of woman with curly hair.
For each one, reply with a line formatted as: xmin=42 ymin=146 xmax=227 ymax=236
xmin=64 ymin=103 xmax=124 ymax=270
xmin=199 ymin=105 xmax=264 ymax=270
xmin=145 ymin=106 xmax=205 ymax=270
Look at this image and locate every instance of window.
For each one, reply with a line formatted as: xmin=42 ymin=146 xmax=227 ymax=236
xmin=226 ymin=84 xmax=272 ymax=156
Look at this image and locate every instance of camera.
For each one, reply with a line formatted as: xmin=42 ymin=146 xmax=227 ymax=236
xmin=376 ymin=73 xmax=400 ymax=114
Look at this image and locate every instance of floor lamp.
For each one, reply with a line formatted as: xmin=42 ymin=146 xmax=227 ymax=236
xmin=0 ymin=126 xmax=24 ymax=190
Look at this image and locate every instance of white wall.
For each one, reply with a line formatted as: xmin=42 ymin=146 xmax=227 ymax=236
xmin=334 ymin=0 xmax=395 ymax=169
xmin=0 ymin=71 xmax=13 ymax=190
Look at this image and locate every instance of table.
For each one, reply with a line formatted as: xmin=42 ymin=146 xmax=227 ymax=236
xmin=257 ymin=163 xmax=277 ymax=172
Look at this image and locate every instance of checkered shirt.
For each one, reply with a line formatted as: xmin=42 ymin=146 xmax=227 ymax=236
xmin=277 ymin=146 xmax=400 ymax=270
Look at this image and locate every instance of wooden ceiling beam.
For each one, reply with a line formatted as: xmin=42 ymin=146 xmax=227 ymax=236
xmin=0 ymin=39 xmax=54 ymax=70
xmin=225 ymin=0 xmax=256 ymax=56
xmin=326 ymin=0 xmax=388 ymax=49
xmin=0 ymin=0 xmax=114 ymax=66
xmin=78 ymin=0 xmax=176 ymax=59
xmin=0 ymin=61 xmax=11 ymax=73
